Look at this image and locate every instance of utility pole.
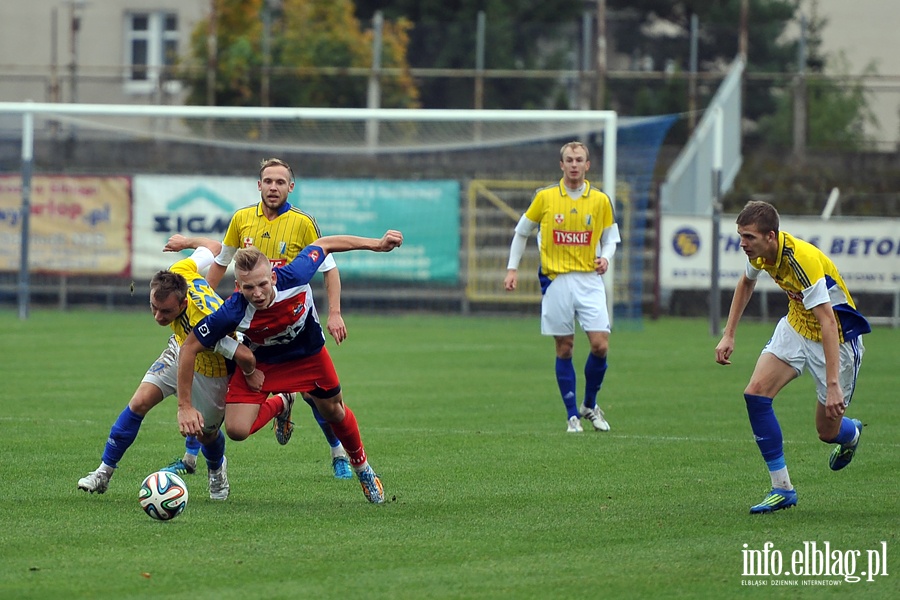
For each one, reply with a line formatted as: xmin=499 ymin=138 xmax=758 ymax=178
xmin=792 ymin=14 xmax=808 ymax=164
xmin=688 ymin=13 xmax=698 ymax=131
xmin=595 ymin=0 xmax=607 ymax=109
xmin=206 ymin=0 xmax=218 ymax=107
xmin=68 ymin=0 xmax=83 ymax=105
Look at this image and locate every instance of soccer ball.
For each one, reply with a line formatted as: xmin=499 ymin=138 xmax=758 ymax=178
xmin=139 ymin=471 xmax=189 ymax=521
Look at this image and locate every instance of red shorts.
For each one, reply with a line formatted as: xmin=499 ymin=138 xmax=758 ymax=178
xmin=227 ymin=347 xmax=340 ymax=405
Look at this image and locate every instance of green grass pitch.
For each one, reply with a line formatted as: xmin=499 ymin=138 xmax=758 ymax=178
xmin=0 ymin=309 xmax=897 ymax=599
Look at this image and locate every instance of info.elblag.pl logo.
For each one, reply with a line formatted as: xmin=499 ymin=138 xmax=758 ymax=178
xmin=741 ymin=541 xmax=889 ymax=586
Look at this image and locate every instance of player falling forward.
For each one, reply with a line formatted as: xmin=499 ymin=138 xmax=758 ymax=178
xmin=177 ymin=231 xmax=403 ymax=504
xmin=186 ymin=157 xmax=355 ymax=480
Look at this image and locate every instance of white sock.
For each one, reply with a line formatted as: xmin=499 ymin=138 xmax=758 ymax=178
xmin=769 ymin=467 xmax=793 ymax=491
xmin=331 ymin=445 xmax=348 ymax=459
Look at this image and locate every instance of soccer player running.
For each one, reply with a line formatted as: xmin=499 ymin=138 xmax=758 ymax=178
xmin=715 ymin=201 xmax=870 ymax=514
xmin=166 ymin=158 xmax=354 ymax=480
xmin=503 ymin=141 xmax=621 ymax=433
xmin=78 ymin=237 xmax=257 ymax=500
xmin=176 ymin=230 xmax=403 ymax=504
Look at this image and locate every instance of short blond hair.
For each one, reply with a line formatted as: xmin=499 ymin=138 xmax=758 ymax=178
xmin=559 ymin=141 xmax=590 ymax=161
xmin=234 ymin=247 xmax=270 ymax=273
xmin=258 ymin=157 xmax=294 ymax=181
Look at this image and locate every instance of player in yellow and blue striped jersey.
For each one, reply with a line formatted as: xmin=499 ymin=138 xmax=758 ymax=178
xmin=78 ymin=237 xmax=257 ymax=500
xmin=504 ymin=141 xmax=620 ymax=433
xmin=715 ymin=201 xmax=870 ymax=514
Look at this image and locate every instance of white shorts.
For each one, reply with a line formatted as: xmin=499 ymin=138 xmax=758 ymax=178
xmin=142 ymin=335 xmax=228 ymax=435
xmin=762 ymin=317 xmax=865 ymax=406
xmin=541 ymin=272 xmax=610 ymax=336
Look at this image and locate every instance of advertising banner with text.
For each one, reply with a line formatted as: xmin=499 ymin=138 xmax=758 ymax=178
xmin=133 ymin=176 xmax=460 ymax=281
xmin=0 ymin=176 xmax=131 ymax=275
xmin=660 ymin=215 xmax=900 ymax=293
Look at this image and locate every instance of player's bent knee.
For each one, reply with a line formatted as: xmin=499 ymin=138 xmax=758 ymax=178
xmin=224 ymin=424 xmax=250 ymax=441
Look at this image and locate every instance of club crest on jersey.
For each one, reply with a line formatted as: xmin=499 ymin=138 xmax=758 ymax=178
xmin=279 ymin=242 xmax=287 ymax=254
xmin=554 ymin=213 xmax=564 ymax=224
xmin=585 ymin=214 xmax=592 ymax=226
xmin=553 ymin=230 xmax=592 ymax=245
xmin=243 ymin=237 xmax=253 ymax=247
xmin=308 ymin=249 xmax=321 ymax=263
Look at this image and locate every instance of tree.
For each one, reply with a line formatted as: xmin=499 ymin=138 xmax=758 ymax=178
xmin=181 ymin=0 xmax=418 ymax=109
xmin=355 ymin=1 xmax=585 ymax=110
xmin=757 ymin=53 xmax=879 ymax=150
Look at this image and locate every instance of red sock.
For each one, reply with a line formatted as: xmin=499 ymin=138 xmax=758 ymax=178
xmin=249 ymin=395 xmax=284 ymax=435
xmin=329 ymin=406 xmax=367 ymax=467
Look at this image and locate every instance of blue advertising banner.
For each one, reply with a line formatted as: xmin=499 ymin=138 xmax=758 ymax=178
xmin=133 ymin=176 xmax=460 ymax=282
xmin=294 ymin=180 xmax=460 ymax=282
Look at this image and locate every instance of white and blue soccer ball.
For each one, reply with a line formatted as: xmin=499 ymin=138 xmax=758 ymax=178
xmin=139 ymin=471 xmax=188 ymax=521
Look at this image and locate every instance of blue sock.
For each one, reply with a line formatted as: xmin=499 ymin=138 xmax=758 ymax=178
xmin=101 ymin=406 xmax=144 ymax=469
xmin=200 ymin=429 xmax=226 ymax=471
xmin=583 ymin=353 xmax=608 ymax=409
xmin=556 ymin=357 xmax=578 ymax=418
xmin=303 ymin=395 xmax=341 ymax=448
xmin=185 ymin=435 xmax=201 ymax=457
xmin=744 ymin=394 xmax=784 ymax=463
xmin=831 ymin=417 xmax=858 ymax=445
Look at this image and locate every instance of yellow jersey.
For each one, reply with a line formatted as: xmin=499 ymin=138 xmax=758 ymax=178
xmin=524 ymin=179 xmax=616 ymax=279
xmin=222 ymin=201 xmax=321 ymax=268
xmin=749 ymin=230 xmax=868 ymax=342
xmin=168 ymin=256 xmax=228 ymax=377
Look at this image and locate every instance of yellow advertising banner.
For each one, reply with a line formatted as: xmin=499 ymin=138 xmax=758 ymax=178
xmin=0 ymin=176 xmax=131 ymax=275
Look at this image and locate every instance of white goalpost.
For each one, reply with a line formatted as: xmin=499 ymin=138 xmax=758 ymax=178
xmin=1 ymin=101 xmax=618 ymax=319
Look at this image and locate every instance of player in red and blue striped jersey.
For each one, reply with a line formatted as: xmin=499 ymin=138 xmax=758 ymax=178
xmin=177 ymin=231 xmax=403 ymax=504
xmin=504 ymin=141 xmax=620 ymax=433
xmin=192 ymin=157 xmax=354 ymax=479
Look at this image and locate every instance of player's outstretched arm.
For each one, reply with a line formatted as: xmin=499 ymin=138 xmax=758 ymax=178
xmin=314 ymin=230 xmax=403 ymax=254
xmin=164 ymin=234 xmax=222 ymax=257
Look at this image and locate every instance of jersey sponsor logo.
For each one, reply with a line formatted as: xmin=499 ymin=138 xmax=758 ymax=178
xmin=553 ymin=230 xmax=592 ymax=245
xmin=243 ymin=237 xmax=253 ymax=247
xmin=554 ymin=213 xmax=564 ymax=224
xmin=271 ymin=258 xmax=287 ymax=268
xmin=308 ymin=249 xmax=321 ymax=263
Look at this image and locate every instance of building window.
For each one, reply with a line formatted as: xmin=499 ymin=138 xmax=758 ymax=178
xmin=124 ymin=12 xmax=179 ymax=92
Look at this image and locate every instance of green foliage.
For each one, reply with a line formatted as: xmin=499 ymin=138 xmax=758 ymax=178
xmin=357 ymin=1 xmax=583 ymax=109
xmin=181 ymin=0 xmax=418 ymax=109
xmin=1 ymin=310 xmax=899 ymax=598
xmin=757 ymin=54 xmax=879 ymax=150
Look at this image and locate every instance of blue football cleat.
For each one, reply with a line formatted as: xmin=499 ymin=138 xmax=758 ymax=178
xmin=332 ymin=456 xmax=353 ymax=480
xmin=160 ymin=457 xmax=196 ymax=476
xmin=829 ymin=419 xmax=863 ymax=471
xmin=750 ymin=488 xmax=797 ymax=514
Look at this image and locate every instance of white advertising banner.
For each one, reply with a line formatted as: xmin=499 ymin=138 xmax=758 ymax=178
xmin=660 ymin=215 xmax=900 ymax=293
xmin=133 ymin=176 xmax=254 ymax=278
